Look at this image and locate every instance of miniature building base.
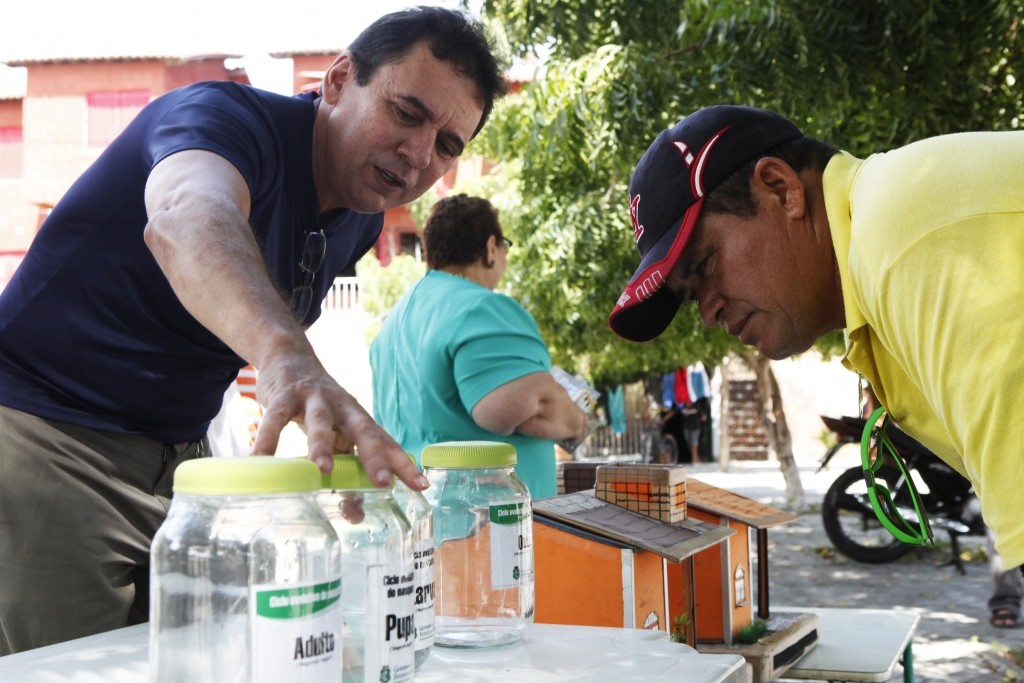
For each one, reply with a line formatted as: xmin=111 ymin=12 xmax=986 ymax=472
xmin=595 ymin=464 xmax=687 ymax=523
xmin=697 ymin=611 xmax=818 ymax=683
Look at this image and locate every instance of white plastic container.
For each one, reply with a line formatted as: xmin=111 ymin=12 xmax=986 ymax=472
xmin=150 ymin=456 xmax=342 ymax=683
xmin=421 ymin=441 xmax=534 ymax=648
xmin=318 ymin=455 xmax=415 ymax=683
xmin=392 ymin=457 xmax=435 ymax=669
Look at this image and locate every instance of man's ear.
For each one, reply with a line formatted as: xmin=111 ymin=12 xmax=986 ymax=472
xmin=752 ymin=157 xmax=806 ymax=219
xmin=321 ymin=52 xmax=355 ymax=105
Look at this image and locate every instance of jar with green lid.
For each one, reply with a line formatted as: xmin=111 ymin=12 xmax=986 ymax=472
xmin=391 ymin=454 xmax=435 ymax=669
xmin=421 ymin=440 xmax=534 ymax=648
xmin=317 ymin=455 xmax=415 ymax=683
xmin=150 ymin=456 xmax=342 ymax=683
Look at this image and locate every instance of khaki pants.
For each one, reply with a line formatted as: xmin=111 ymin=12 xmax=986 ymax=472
xmin=0 ymin=405 xmax=206 ymax=655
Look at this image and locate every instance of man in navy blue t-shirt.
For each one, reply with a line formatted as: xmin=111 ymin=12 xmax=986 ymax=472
xmin=0 ymin=7 xmax=507 ymax=654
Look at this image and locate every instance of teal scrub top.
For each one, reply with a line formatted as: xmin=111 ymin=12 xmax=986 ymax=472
xmin=370 ymin=270 xmax=557 ymax=499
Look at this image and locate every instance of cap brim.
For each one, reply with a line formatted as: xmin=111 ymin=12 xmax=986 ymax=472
xmin=608 ymin=199 xmax=702 ymax=342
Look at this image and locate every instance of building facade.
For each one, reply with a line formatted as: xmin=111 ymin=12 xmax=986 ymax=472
xmin=0 ymin=49 xmax=436 ymax=285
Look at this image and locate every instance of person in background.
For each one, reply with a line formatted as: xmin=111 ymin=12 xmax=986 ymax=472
xmin=988 ymin=527 xmax=1024 ymax=628
xmin=607 ymin=104 xmax=1024 ymax=571
xmin=0 ymin=6 xmax=506 ymax=655
xmin=680 ymin=401 xmax=704 ymax=464
xmin=370 ymin=194 xmax=589 ymax=498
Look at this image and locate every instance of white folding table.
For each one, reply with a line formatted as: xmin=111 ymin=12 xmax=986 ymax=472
xmin=0 ymin=622 xmax=749 ymax=683
xmin=776 ymin=606 xmax=919 ymax=683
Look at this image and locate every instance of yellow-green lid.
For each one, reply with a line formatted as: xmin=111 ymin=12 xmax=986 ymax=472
xmin=321 ymin=454 xmax=378 ymax=490
xmin=421 ymin=441 xmax=517 ymax=469
xmin=173 ymin=456 xmax=321 ymax=495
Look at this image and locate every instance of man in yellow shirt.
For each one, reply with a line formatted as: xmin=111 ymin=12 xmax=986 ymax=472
xmin=609 ymin=105 xmax=1024 ymax=568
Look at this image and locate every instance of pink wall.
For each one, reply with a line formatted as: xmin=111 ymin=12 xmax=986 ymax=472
xmin=2 ymin=51 xmax=424 ymax=264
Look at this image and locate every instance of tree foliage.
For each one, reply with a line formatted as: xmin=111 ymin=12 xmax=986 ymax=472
xmin=469 ymin=0 xmax=1024 ymax=386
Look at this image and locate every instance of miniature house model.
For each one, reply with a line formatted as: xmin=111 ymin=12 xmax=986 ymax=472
xmin=539 ymin=462 xmax=818 ymax=682
xmin=685 ymin=478 xmax=798 ymax=644
xmin=684 ymin=479 xmax=818 ymax=682
xmin=533 ymin=464 xmax=731 ymax=646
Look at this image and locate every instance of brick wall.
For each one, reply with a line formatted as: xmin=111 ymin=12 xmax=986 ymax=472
xmin=726 ymin=378 xmax=769 ymax=461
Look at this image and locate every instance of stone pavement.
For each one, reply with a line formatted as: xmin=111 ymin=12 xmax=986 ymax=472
xmin=692 ymin=459 xmax=1024 ymax=682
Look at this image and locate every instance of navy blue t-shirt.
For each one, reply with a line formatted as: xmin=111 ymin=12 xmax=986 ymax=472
xmin=0 ymin=81 xmax=383 ymax=443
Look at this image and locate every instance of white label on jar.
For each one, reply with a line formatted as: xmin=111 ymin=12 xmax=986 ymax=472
xmin=364 ymin=563 xmax=416 ymax=683
xmin=250 ymin=578 xmax=342 ymax=683
xmin=413 ymin=539 xmax=435 ymax=648
xmin=489 ymin=501 xmax=533 ymax=589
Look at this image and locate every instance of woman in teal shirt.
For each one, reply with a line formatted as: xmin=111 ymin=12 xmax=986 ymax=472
xmin=370 ymin=195 xmax=589 ymax=498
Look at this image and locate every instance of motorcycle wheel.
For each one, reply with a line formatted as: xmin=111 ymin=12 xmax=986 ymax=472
xmin=821 ymin=465 xmax=914 ymax=563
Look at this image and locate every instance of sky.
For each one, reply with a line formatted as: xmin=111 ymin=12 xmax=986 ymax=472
xmin=0 ymin=0 xmax=466 ymax=96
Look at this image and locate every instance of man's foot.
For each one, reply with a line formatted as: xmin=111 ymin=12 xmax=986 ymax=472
xmin=991 ymin=608 xmax=1019 ymax=628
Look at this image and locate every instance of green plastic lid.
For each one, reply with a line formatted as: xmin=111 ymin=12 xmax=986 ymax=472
xmin=421 ymin=441 xmax=517 ymax=469
xmin=173 ymin=456 xmax=321 ymax=495
xmin=321 ymin=454 xmax=378 ymax=490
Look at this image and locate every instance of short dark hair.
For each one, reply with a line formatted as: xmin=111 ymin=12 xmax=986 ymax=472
xmin=704 ymin=136 xmax=839 ymax=217
xmin=424 ymin=194 xmax=504 ymax=269
xmin=348 ymin=6 xmax=509 ymax=139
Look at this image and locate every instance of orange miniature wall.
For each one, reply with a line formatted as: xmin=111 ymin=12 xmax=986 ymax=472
xmin=533 ymin=520 xmax=694 ymax=645
xmin=689 ymin=509 xmax=752 ymax=643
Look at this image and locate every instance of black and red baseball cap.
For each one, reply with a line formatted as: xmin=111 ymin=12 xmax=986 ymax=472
xmin=608 ymin=105 xmax=803 ymax=342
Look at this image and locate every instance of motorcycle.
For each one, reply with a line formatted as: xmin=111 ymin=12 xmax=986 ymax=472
xmin=817 ymin=414 xmax=984 ymax=572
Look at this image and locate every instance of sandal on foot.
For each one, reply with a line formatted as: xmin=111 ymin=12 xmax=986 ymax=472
xmin=991 ymin=608 xmax=1019 ymax=628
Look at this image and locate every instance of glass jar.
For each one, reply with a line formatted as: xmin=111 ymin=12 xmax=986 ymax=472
xmin=317 ymin=455 xmax=415 ymax=683
xmin=391 ymin=456 xmax=435 ymax=669
xmin=421 ymin=441 xmax=534 ymax=648
xmin=150 ymin=456 xmax=342 ymax=683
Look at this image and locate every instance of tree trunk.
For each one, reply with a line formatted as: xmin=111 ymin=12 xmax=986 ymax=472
xmin=741 ymin=351 xmax=805 ymax=511
xmin=717 ymin=358 xmax=733 ymax=470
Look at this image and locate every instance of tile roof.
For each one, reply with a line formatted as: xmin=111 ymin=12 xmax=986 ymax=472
xmin=0 ymin=0 xmax=443 ymax=64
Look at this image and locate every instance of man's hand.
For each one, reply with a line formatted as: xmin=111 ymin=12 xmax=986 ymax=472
xmin=252 ymin=352 xmax=427 ymax=490
xmin=144 ymin=149 xmax=425 ymax=491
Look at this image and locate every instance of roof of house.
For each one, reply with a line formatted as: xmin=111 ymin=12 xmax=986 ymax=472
xmin=686 ymin=478 xmax=799 ymax=529
xmin=0 ymin=0 xmax=450 ymax=64
xmin=0 ymin=1 xmax=534 ymax=99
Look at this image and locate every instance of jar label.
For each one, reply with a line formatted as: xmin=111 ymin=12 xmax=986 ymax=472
xmin=413 ymin=538 xmax=435 ymax=649
xmin=250 ymin=578 xmax=342 ymax=683
xmin=488 ymin=501 xmax=534 ymax=589
xmin=364 ymin=563 xmax=416 ymax=683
